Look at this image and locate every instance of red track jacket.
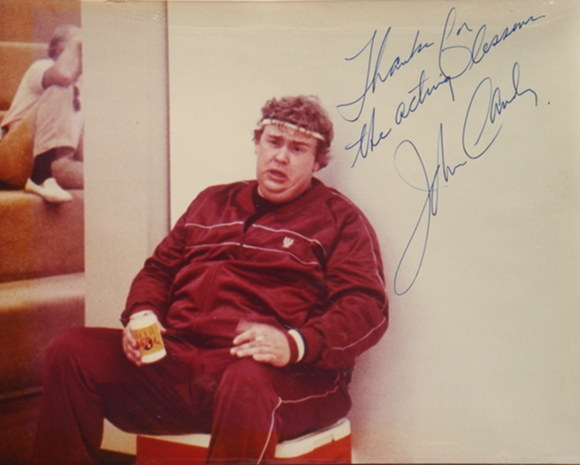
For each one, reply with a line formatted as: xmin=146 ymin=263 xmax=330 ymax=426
xmin=122 ymin=179 xmax=388 ymax=371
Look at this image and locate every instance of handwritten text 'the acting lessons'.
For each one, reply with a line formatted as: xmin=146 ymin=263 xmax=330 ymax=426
xmin=336 ymin=7 xmax=543 ymax=295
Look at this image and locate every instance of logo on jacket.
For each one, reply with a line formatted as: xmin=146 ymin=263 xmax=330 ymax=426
xmin=282 ymin=236 xmax=295 ymax=249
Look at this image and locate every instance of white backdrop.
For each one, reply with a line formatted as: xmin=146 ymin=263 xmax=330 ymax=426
xmin=167 ymin=1 xmax=580 ymax=462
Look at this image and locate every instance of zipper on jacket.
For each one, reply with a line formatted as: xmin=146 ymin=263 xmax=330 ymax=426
xmin=200 ymin=262 xmax=220 ymax=311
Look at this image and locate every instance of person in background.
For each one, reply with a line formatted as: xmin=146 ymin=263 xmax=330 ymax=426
xmin=33 ymin=95 xmax=388 ymax=464
xmin=0 ymin=24 xmax=83 ymax=203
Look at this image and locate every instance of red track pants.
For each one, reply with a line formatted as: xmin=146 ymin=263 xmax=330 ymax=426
xmin=32 ymin=327 xmax=351 ymax=464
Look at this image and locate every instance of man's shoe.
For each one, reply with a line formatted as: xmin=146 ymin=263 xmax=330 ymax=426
xmin=25 ymin=178 xmax=73 ymax=203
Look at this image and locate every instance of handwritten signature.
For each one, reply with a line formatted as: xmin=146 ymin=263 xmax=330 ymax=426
xmin=336 ymin=6 xmax=544 ymax=295
xmin=439 ymin=7 xmax=545 ymax=80
xmin=339 ymin=7 xmax=545 ymax=168
xmin=393 ymin=64 xmax=538 ymax=296
xmin=393 ymin=124 xmax=465 ymax=295
xmin=463 ymin=62 xmax=538 ymax=160
xmin=337 ymin=28 xmax=434 ymax=124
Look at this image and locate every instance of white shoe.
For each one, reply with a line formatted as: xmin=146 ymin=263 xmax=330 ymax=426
xmin=24 ymin=178 xmax=73 ymax=203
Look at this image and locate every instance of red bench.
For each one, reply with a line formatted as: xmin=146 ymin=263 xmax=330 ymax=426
xmin=136 ymin=418 xmax=352 ymax=464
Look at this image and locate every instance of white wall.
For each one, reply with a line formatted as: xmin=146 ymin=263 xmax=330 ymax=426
xmin=82 ymin=1 xmax=169 ymax=328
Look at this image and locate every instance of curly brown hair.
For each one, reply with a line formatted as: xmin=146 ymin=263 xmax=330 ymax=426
xmin=253 ymin=96 xmax=333 ymax=169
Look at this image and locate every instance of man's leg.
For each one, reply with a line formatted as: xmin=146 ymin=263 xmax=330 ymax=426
xmin=27 ymin=84 xmax=84 ymax=195
xmin=33 ymin=84 xmax=83 ymax=160
xmin=30 ymin=146 xmax=83 ymax=190
xmin=33 ymin=327 xmax=204 ymax=465
xmin=50 ymin=146 xmax=83 ymax=189
xmin=208 ymin=358 xmax=351 ymax=464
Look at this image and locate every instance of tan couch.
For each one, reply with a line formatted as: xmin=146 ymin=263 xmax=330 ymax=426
xmin=0 ymin=40 xmax=85 ymax=398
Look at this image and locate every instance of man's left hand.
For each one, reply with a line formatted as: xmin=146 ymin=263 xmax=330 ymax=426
xmin=231 ymin=323 xmax=290 ymax=367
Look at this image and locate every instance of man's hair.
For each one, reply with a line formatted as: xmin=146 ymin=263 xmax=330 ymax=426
xmin=253 ymin=96 xmax=334 ymax=169
xmin=48 ymin=25 xmax=80 ymax=60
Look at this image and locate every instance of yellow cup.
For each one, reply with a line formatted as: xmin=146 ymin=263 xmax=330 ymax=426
xmin=129 ymin=310 xmax=166 ymax=363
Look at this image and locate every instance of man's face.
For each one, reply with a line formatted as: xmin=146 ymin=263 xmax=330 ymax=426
xmin=255 ymin=124 xmax=320 ymax=203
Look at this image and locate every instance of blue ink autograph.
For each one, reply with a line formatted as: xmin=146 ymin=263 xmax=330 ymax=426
xmin=439 ymin=7 xmax=546 ymax=80
xmin=394 ymin=69 xmax=455 ymax=126
xmin=340 ymin=28 xmax=435 ymax=167
xmin=393 ymin=64 xmax=538 ymax=295
xmin=393 ymin=124 xmax=466 ymax=295
xmin=463 ymin=62 xmax=538 ymax=159
xmin=337 ymin=27 xmax=434 ymax=123
xmin=336 ymin=6 xmax=544 ymax=294
xmin=345 ymin=107 xmax=392 ymax=168
xmin=339 ymin=7 xmax=545 ymax=169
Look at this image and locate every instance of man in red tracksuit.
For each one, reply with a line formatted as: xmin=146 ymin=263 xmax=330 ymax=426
xmin=33 ymin=95 xmax=388 ymax=464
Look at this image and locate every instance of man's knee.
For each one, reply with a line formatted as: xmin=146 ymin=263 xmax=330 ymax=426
xmin=220 ymin=359 xmax=276 ymax=390
xmin=50 ymin=150 xmax=83 ymax=189
xmin=215 ymin=359 xmax=280 ymax=409
xmin=38 ymin=84 xmax=75 ymax=107
xmin=33 ymin=84 xmax=83 ymax=155
xmin=43 ymin=327 xmax=120 ymax=374
xmin=44 ymin=327 xmax=94 ymax=366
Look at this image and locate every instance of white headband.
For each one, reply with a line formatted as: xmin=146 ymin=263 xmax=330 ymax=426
xmin=260 ymin=118 xmax=325 ymax=142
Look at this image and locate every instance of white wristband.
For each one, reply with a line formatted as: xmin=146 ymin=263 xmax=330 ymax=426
xmin=288 ymin=329 xmax=305 ymax=362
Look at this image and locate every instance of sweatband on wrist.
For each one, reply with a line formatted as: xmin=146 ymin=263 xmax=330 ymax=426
xmin=288 ymin=329 xmax=305 ymax=362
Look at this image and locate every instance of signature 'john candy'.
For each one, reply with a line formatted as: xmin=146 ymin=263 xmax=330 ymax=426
xmin=394 ymin=62 xmax=538 ymax=295
xmin=463 ymin=61 xmax=538 ymax=159
xmin=393 ymin=124 xmax=466 ymax=296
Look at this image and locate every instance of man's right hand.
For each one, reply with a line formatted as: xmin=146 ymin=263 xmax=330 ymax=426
xmin=122 ymin=325 xmax=143 ymax=366
xmin=122 ymin=321 xmax=167 ymax=366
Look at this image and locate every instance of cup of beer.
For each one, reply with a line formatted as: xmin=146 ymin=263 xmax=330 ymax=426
xmin=129 ymin=310 xmax=166 ymax=363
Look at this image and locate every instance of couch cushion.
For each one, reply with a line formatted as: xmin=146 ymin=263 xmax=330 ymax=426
xmin=0 ymin=190 xmax=84 ymax=282
xmin=0 ymin=272 xmax=84 ymax=393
